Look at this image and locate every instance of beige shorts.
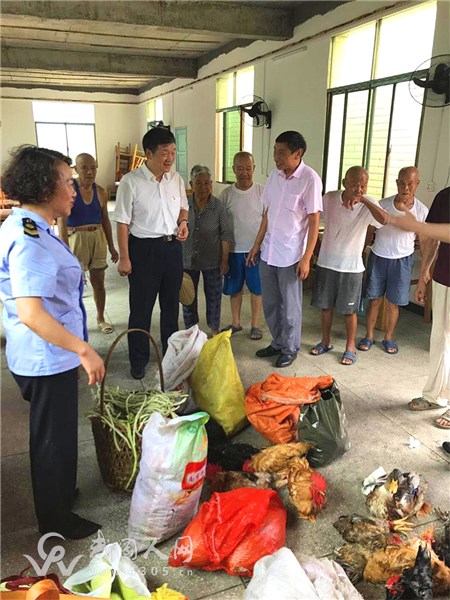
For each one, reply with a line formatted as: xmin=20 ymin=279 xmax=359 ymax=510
xmin=68 ymin=228 xmax=108 ymax=271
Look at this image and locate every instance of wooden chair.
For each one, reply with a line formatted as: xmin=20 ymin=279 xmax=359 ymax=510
xmin=130 ymin=144 xmax=146 ymax=171
xmin=114 ymin=142 xmax=131 ymax=182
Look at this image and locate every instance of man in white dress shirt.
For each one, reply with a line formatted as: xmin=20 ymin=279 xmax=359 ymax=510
xmin=112 ymin=128 xmax=189 ymax=379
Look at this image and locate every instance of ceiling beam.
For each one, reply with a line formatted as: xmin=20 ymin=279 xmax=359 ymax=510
xmin=1 ymin=46 xmax=198 ymax=79
xmin=0 ymin=81 xmax=139 ymax=95
xmin=1 ymin=1 xmax=293 ymax=40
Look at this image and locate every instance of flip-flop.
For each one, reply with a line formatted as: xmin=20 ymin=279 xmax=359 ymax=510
xmin=435 ymin=408 xmax=450 ymax=429
xmin=382 ymin=340 xmax=399 ymax=354
xmin=341 ymin=350 xmax=356 ymax=365
xmin=310 ymin=342 xmax=334 ymax=356
xmin=357 ymin=338 xmax=375 ymax=351
xmin=221 ymin=324 xmax=243 ymax=335
xmin=250 ymin=327 xmax=263 ymax=340
xmin=98 ymin=321 xmax=114 ymax=334
xmin=408 ymin=397 xmax=441 ymax=411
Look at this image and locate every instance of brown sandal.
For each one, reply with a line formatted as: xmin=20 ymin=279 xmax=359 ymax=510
xmin=408 ymin=397 xmax=441 ymax=411
xmin=435 ymin=408 xmax=450 ymax=429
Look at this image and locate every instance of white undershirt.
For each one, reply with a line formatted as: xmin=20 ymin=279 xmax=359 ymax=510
xmin=317 ymin=190 xmax=381 ymax=273
xmin=220 ymin=183 xmax=264 ymax=253
xmin=372 ymin=195 xmax=429 ymax=259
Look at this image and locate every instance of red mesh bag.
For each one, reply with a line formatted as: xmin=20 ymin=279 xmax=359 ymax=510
xmin=168 ymin=488 xmax=286 ymax=576
xmin=245 ymin=374 xmax=334 ymax=444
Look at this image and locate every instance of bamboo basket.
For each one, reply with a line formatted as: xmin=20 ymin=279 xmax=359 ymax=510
xmin=90 ymin=328 xmax=165 ymax=493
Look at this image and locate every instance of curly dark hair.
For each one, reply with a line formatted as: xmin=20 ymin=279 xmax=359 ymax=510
xmin=1 ymin=145 xmax=72 ymax=205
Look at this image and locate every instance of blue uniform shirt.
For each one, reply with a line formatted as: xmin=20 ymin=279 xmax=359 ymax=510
xmin=0 ymin=207 xmax=88 ymax=376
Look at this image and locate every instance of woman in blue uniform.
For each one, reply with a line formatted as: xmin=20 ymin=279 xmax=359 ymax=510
xmin=0 ymin=145 xmax=105 ymax=539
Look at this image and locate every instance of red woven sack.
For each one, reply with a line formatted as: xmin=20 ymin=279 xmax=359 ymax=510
xmin=245 ymin=374 xmax=334 ymax=444
xmin=168 ymin=488 xmax=286 ymax=576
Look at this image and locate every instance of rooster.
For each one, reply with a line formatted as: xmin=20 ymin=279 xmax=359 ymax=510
xmin=365 ymin=533 xmax=450 ymax=596
xmin=249 ymin=441 xmax=313 ymax=486
xmin=333 ymin=514 xmax=402 ymax=552
xmin=287 ymin=456 xmax=326 ymax=522
xmin=334 ymin=543 xmax=372 ymax=584
xmin=385 ymin=543 xmax=433 ymax=600
xmin=335 ymin=527 xmax=450 ymax=596
xmin=366 ymin=469 xmax=431 ymax=524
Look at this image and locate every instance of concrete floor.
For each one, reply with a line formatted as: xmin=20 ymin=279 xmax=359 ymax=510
xmin=1 ymin=229 xmax=450 ymax=599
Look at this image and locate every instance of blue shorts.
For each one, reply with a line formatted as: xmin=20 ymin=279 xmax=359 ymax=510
xmin=365 ymin=252 xmax=414 ymax=306
xmin=223 ymin=252 xmax=262 ymax=296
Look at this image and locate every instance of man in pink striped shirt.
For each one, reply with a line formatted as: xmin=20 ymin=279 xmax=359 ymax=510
xmin=247 ymin=131 xmax=322 ymax=368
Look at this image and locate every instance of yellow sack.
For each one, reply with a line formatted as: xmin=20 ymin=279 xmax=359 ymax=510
xmin=150 ymin=583 xmax=187 ymax=599
xmin=190 ymin=330 xmax=247 ymax=436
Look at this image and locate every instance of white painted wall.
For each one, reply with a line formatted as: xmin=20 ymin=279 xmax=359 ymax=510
xmin=93 ymin=103 xmax=142 ymax=189
xmin=0 ymin=99 xmax=36 ymax=165
xmin=0 ymin=89 xmax=141 ymax=190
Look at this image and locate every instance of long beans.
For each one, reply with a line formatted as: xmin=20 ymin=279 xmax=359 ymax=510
xmin=88 ymin=387 xmax=187 ymax=489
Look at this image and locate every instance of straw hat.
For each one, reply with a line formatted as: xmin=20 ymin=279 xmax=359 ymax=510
xmin=179 ymin=272 xmax=195 ymax=306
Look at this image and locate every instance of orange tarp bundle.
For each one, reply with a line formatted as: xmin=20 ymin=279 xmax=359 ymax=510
xmin=245 ymin=374 xmax=334 ymax=444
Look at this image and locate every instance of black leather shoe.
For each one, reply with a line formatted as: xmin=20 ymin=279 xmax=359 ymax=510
xmin=255 ymin=345 xmax=281 ymax=358
xmin=443 ymin=441 xmax=450 ymax=455
xmin=40 ymin=512 xmax=101 ymax=540
xmin=276 ymin=353 xmax=297 ymax=368
xmin=130 ymin=365 xmax=145 ymax=379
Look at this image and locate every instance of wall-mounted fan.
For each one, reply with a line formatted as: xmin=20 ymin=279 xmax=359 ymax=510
xmin=409 ymin=55 xmax=450 ymax=108
xmin=240 ymin=96 xmax=272 ymax=129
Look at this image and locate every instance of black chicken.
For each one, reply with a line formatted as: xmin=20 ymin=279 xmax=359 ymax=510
xmin=207 ymin=442 xmax=259 ymax=472
xmin=385 ymin=544 xmax=433 ymax=600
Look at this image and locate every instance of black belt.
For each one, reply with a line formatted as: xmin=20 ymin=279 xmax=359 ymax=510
xmin=156 ymin=235 xmax=175 ymax=242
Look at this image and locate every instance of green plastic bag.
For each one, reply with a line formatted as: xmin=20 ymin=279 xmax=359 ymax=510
xmin=298 ymin=381 xmax=350 ymax=467
xmin=190 ymin=330 xmax=247 ymax=436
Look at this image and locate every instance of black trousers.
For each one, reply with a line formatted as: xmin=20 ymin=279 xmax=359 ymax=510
xmin=127 ymin=234 xmax=183 ymax=368
xmin=12 ymin=368 xmax=78 ymax=530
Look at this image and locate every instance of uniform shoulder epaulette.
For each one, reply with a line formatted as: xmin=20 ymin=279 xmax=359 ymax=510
xmin=22 ymin=217 xmax=40 ymax=238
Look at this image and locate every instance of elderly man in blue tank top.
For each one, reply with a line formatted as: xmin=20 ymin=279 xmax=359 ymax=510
xmin=58 ymin=153 xmax=118 ymax=334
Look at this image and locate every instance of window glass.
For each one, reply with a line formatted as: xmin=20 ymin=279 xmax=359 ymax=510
xmin=224 ymin=110 xmax=242 ymax=182
xmin=236 ymin=68 xmax=255 ymax=104
xmin=216 ymin=74 xmax=234 ymax=109
xmin=341 ymin=90 xmax=369 ymax=177
xmin=325 ymin=94 xmax=345 ymax=191
xmin=216 ymin=67 xmax=254 ymax=181
xmin=330 ymin=23 xmax=376 ymax=88
xmin=35 ymin=123 xmax=68 ymax=156
xmin=67 ymin=124 xmax=97 ymax=162
xmin=383 ymin=82 xmax=424 ymax=196
xmin=375 ymin=3 xmax=437 ymax=79
xmin=366 ymin=85 xmax=394 ymax=198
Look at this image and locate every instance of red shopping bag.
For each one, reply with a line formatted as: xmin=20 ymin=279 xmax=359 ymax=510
xmin=169 ymin=488 xmax=286 ymax=576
